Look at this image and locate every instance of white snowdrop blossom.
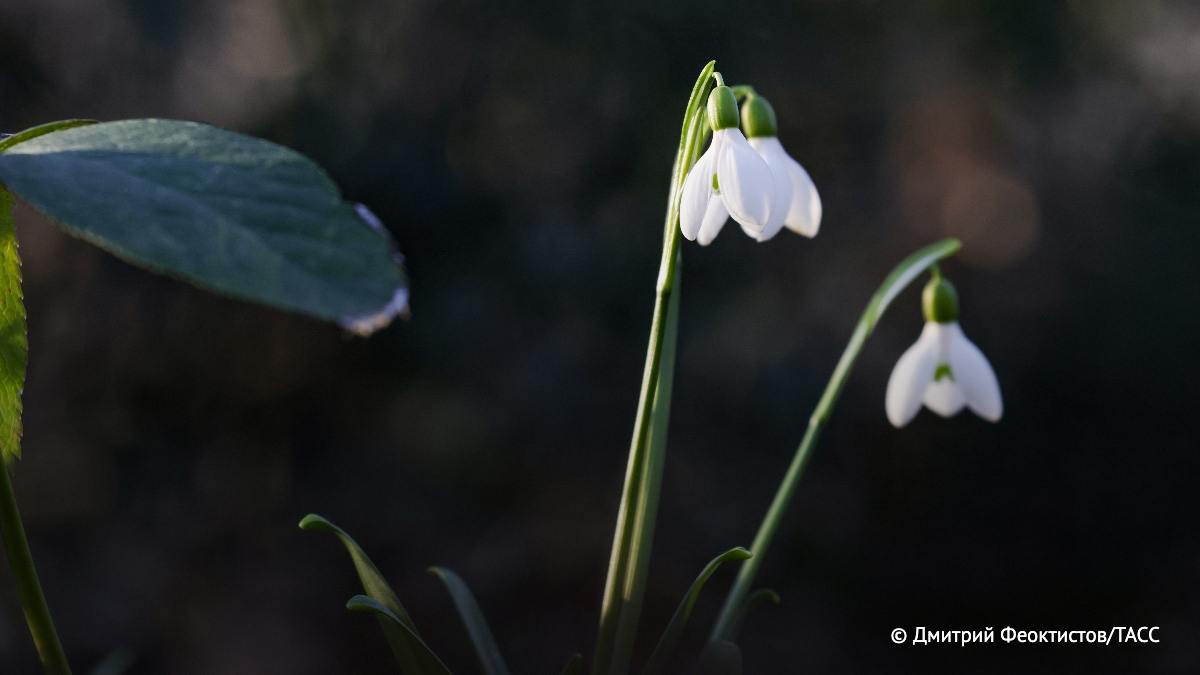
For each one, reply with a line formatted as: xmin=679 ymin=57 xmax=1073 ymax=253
xmin=693 ymin=93 xmax=822 ymax=243
xmin=885 ymin=276 xmax=1002 ymax=428
xmin=679 ymin=86 xmax=779 ymax=245
xmin=744 ymin=135 xmax=821 ymax=241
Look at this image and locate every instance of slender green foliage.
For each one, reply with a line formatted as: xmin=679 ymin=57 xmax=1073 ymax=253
xmin=642 ymin=547 xmax=751 ymax=675
xmin=300 ymin=514 xmax=440 ymax=673
xmin=710 ymin=239 xmax=962 ymax=642
xmin=429 ymin=567 xmax=510 ymax=675
xmin=0 ymin=189 xmax=26 ymax=460
xmin=0 ymin=189 xmax=68 ymax=674
xmin=0 ymin=466 xmax=70 ymax=674
xmin=592 ymin=60 xmax=715 ymax=675
xmin=345 ymin=595 xmax=452 ymax=675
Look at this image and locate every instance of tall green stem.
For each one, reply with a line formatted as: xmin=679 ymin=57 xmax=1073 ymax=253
xmin=0 ymin=465 xmax=71 ymax=674
xmin=592 ymin=61 xmax=715 ymax=675
xmin=710 ymin=239 xmax=962 ymax=642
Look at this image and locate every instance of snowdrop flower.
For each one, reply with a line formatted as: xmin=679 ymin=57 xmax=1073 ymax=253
xmin=679 ymin=86 xmax=778 ymax=245
xmin=885 ymin=274 xmax=1002 ymax=428
xmin=740 ymin=95 xmax=822 ymax=241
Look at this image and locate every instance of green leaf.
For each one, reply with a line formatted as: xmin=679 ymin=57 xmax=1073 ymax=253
xmin=346 ymin=595 xmax=452 ymax=675
xmin=726 ymin=588 xmax=780 ymax=641
xmin=642 ymin=547 xmax=751 ymax=675
xmin=695 ymin=639 xmax=742 ymax=675
xmin=300 ymin=514 xmax=438 ymax=673
xmin=0 ymin=119 xmax=97 ymax=153
xmin=0 ymin=189 xmax=26 ymax=460
xmin=0 ymin=119 xmax=407 ymax=334
xmin=594 ymin=60 xmax=714 ymax=675
xmin=428 ymin=566 xmax=510 ymax=675
xmin=559 ymin=653 xmax=583 ymax=675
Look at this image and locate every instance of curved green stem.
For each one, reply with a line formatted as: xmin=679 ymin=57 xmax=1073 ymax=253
xmin=592 ymin=61 xmax=715 ymax=675
xmin=0 ymin=465 xmax=71 ymax=674
xmin=710 ymin=239 xmax=962 ymax=642
xmin=730 ymin=85 xmax=758 ymax=102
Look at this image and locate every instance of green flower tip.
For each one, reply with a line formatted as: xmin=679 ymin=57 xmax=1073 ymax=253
xmin=922 ymin=275 xmax=959 ymax=323
xmin=707 ymin=86 xmax=740 ymax=130
xmin=741 ymin=95 xmax=778 ymax=138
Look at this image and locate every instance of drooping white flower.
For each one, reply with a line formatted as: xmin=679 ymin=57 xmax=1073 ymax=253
xmin=885 ymin=275 xmax=1002 ymax=428
xmin=679 ymin=86 xmax=778 ymax=245
xmin=739 ymin=95 xmax=821 ymax=242
xmin=745 ymin=136 xmax=821 ymax=240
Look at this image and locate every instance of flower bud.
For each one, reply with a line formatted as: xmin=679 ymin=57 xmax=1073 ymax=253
xmin=707 ymin=86 xmax=739 ymax=130
xmin=922 ymin=275 xmax=959 ymax=323
xmin=740 ymin=95 xmax=778 ymax=138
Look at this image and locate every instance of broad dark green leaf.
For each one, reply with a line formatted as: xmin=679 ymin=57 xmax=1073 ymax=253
xmin=695 ymin=639 xmax=742 ymax=675
xmin=559 ymin=653 xmax=583 ymax=675
xmin=346 ymin=595 xmax=452 ymax=675
xmin=642 ymin=547 xmax=751 ymax=675
xmin=0 ymin=189 xmax=26 ymax=460
xmin=0 ymin=119 xmax=407 ymax=334
xmin=0 ymin=119 xmax=96 ymax=153
xmin=429 ymin=566 xmax=510 ymax=675
xmin=300 ymin=514 xmax=435 ymax=673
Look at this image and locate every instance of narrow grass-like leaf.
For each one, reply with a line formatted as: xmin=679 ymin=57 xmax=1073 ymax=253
xmin=594 ymin=60 xmax=715 ymax=675
xmin=559 ymin=653 xmax=583 ymax=675
xmin=301 ymin=514 xmax=433 ymax=672
xmin=641 ymin=547 xmax=751 ymax=675
xmin=695 ymin=639 xmax=742 ymax=675
xmin=299 ymin=514 xmax=414 ymax=628
xmin=346 ymin=595 xmax=452 ymax=675
xmin=726 ymin=588 xmax=780 ymax=641
xmin=0 ymin=119 xmax=407 ymax=334
xmin=0 ymin=189 xmax=26 ymax=460
xmin=428 ymin=566 xmax=510 ymax=675
xmin=0 ymin=120 xmax=97 ymax=153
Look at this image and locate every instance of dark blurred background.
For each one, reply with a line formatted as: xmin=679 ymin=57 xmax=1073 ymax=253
xmin=1 ymin=0 xmax=1198 ymax=673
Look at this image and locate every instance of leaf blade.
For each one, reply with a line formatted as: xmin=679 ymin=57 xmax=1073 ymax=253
xmin=0 ymin=189 xmax=26 ymax=460
xmin=428 ymin=567 xmax=510 ymax=675
xmin=346 ymin=595 xmax=453 ymax=675
xmin=0 ymin=119 xmax=407 ymax=333
xmin=642 ymin=547 xmax=751 ymax=675
xmin=0 ymin=119 xmax=97 ymax=153
xmin=301 ymin=514 xmax=437 ymax=673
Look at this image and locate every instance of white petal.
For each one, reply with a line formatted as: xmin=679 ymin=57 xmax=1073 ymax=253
xmin=747 ymin=137 xmax=793 ymax=242
xmin=714 ymin=129 xmax=776 ymax=234
xmin=944 ymin=323 xmax=1003 ymax=422
xmin=922 ymin=378 xmax=966 ymax=417
xmin=783 ymin=158 xmax=822 ymax=238
xmin=679 ymin=143 xmax=717 ymax=241
xmin=885 ymin=322 xmax=941 ymax=428
xmin=696 ymin=198 xmax=729 ymax=246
